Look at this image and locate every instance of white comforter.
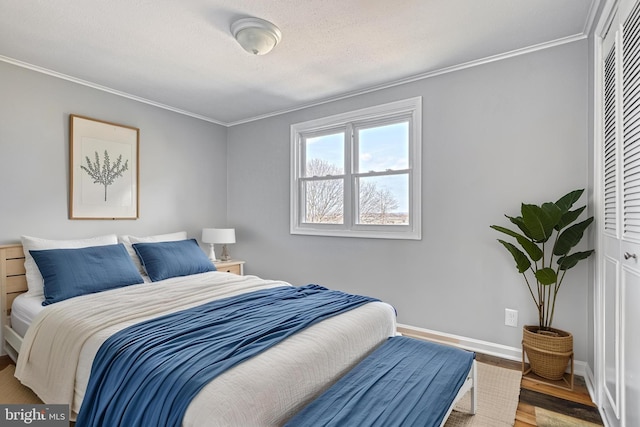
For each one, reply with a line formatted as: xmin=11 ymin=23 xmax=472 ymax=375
xmin=15 ymin=272 xmax=396 ymax=425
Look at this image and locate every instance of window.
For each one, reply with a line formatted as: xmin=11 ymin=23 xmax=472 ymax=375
xmin=290 ymin=97 xmax=422 ymax=239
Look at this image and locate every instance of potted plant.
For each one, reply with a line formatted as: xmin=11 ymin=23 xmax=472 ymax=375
xmin=490 ymin=189 xmax=594 ymax=381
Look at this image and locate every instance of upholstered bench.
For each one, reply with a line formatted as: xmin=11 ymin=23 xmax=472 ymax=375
xmin=285 ymin=336 xmax=476 ymax=427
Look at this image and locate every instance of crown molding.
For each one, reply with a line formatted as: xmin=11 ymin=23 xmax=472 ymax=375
xmin=227 ymin=33 xmax=588 ymax=126
xmin=1 ymin=32 xmax=588 ymax=128
xmin=0 ymin=55 xmax=225 ymax=126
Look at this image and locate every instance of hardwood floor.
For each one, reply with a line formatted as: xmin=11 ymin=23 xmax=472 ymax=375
xmin=0 ymin=353 xmax=604 ymax=426
xmin=516 ymin=376 xmax=603 ymax=426
xmin=0 ymin=355 xmax=11 ymax=371
xmin=476 ymin=353 xmax=604 ymax=426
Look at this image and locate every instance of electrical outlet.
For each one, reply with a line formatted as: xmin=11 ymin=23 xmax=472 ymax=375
xmin=505 ymin=308 xmax=518 ymax=327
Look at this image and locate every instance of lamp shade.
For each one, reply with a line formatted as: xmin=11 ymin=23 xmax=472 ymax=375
xmin=202 ymin=228 xmax=236 ymax=244
xmin=231 ymin=17 xmax=281 ymax=55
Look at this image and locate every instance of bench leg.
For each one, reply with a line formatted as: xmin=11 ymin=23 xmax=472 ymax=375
xmin=469 ymin=360 xmax=478 ymax=415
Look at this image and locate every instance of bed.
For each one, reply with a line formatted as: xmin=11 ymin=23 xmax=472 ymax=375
xmin=0 ymin=238 xmax=476 ymax=427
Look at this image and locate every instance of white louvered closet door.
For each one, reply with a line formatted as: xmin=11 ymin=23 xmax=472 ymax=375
xmin=598 ymin=1 xmax=640 ymax=426
xmin=620 ymin=5 xmax=640 ymax=427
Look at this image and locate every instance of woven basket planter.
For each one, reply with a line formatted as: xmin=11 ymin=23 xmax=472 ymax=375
xmin=522 ymin=325 xmax=573 ymax=381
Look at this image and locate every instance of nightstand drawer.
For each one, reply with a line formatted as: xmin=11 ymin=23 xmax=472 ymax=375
xmin=217 ymin=264 xmax=241 ymax=275
xmin=213 ymin=260 xmax=245 ymax=275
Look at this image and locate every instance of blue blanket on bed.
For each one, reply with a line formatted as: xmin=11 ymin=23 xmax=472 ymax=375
xmin=285 ymin=336 xmax=474 ymax=427
xmin=75 ymin=284 xmax=379 ymax=427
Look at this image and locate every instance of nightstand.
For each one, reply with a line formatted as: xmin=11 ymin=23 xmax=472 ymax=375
xmin=213 ymin=260 xmax=245 ymax=275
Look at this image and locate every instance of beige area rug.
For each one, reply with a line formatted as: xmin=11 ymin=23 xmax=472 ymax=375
xmin=0 ymin=363 xmax=520 ymax=426
xmin=0 ymin=365 xmax=42 ymax=404
xmin=445 ymin=362 xmax=522 ymax=427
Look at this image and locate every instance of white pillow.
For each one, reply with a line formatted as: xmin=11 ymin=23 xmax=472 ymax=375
xmin=118 ymin=231 xmax=188 ymax=275
xmin=21 ymin=234 xmax=118 ymax=296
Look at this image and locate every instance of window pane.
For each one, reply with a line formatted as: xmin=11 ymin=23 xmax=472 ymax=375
xmin=357 ymin=174 xmax=408 ymax=225
xmin=291 ymin=97 xmax=421 ymax=239
xmin=358 ymin=122 xmax=408 ymax=172
xmin=304 ymin=132 xmax=344 ymax=177
xmin=304 ymin=179 xmax=344 ymax=224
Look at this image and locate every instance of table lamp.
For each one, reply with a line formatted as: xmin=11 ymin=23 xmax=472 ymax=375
xmin=201 ymin=228 xmax=236 ymax=261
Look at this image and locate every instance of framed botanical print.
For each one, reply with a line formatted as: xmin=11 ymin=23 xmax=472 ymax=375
xmin=69 ymin=114 xmax=139 ymax=219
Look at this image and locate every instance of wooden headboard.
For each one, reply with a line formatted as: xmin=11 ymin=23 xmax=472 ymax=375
xmin=1 ymin=244 xmax=27 ymax=333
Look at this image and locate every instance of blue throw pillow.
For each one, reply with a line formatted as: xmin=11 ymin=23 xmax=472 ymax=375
xmin=132 ymin=239 xmax=216 ymax=282
xmin=30 ymin=243 xmax=145 ymax=306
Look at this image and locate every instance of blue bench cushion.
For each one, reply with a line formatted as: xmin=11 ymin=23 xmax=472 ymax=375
xmin=285 ymin=336 xmax=475 ymax=427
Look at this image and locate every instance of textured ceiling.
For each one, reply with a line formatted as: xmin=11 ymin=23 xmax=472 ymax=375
xmin=0 ymin=0 xmax=598 ymax=125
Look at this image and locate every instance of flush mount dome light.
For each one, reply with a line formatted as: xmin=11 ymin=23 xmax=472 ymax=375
xmin=231 ymin=17 xmax=282 ymax=55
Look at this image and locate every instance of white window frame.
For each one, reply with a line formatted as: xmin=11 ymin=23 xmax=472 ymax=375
xmin=290 ymin=97 xmax=422 ymax=239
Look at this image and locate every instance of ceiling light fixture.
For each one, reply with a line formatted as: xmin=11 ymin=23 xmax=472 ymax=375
xmin=231 ymin=17 xmax=282 ymax=56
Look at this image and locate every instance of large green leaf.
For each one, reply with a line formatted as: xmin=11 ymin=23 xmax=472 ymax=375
xmin=490 ymin=225 xmax=543 ymax=261
xmin=534 ymin=267 xmax=557 ymax=285
xmin=558 ymin=250 xmax=595 ymax=270
xmin=507 ymin=215 xmax=534 ymax=240
xmin=497 ymin=239 xmax=531 ymax=273
xmin=555 ymin=189 xmax=584 ymax=213
xmin=553 ymin=217 xmax=594 ymax=256
xmin=521 ymin=202 xmax=563 ymax=242
xmin=556 ymin=206 xmax=586 ymax=231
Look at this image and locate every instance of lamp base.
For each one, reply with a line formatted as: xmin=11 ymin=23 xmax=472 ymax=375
xmin=207 ymin=243 xmax=218 ymax=262
xmin=220 ymin=244 xmax=231 ymax=261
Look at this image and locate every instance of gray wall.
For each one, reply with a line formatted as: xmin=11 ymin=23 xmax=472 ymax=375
xmin=0 ymin=39 xmax=592 ymax=362
xmin=227 ymin=41 xmax=592 ymax=360
xmin=0 ymin=61 xmax=228 ymax=243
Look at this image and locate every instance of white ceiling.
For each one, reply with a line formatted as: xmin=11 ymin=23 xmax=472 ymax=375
xmin=0 ymin=0 xmax=598 ymax=126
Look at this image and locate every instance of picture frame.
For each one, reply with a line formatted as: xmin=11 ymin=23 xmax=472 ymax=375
xmin=69 ymin=114 xmax=139 ymax=219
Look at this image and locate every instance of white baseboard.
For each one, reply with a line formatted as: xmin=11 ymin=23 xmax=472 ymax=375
xmin=396 ymin=323 xmax=589 ymax=378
